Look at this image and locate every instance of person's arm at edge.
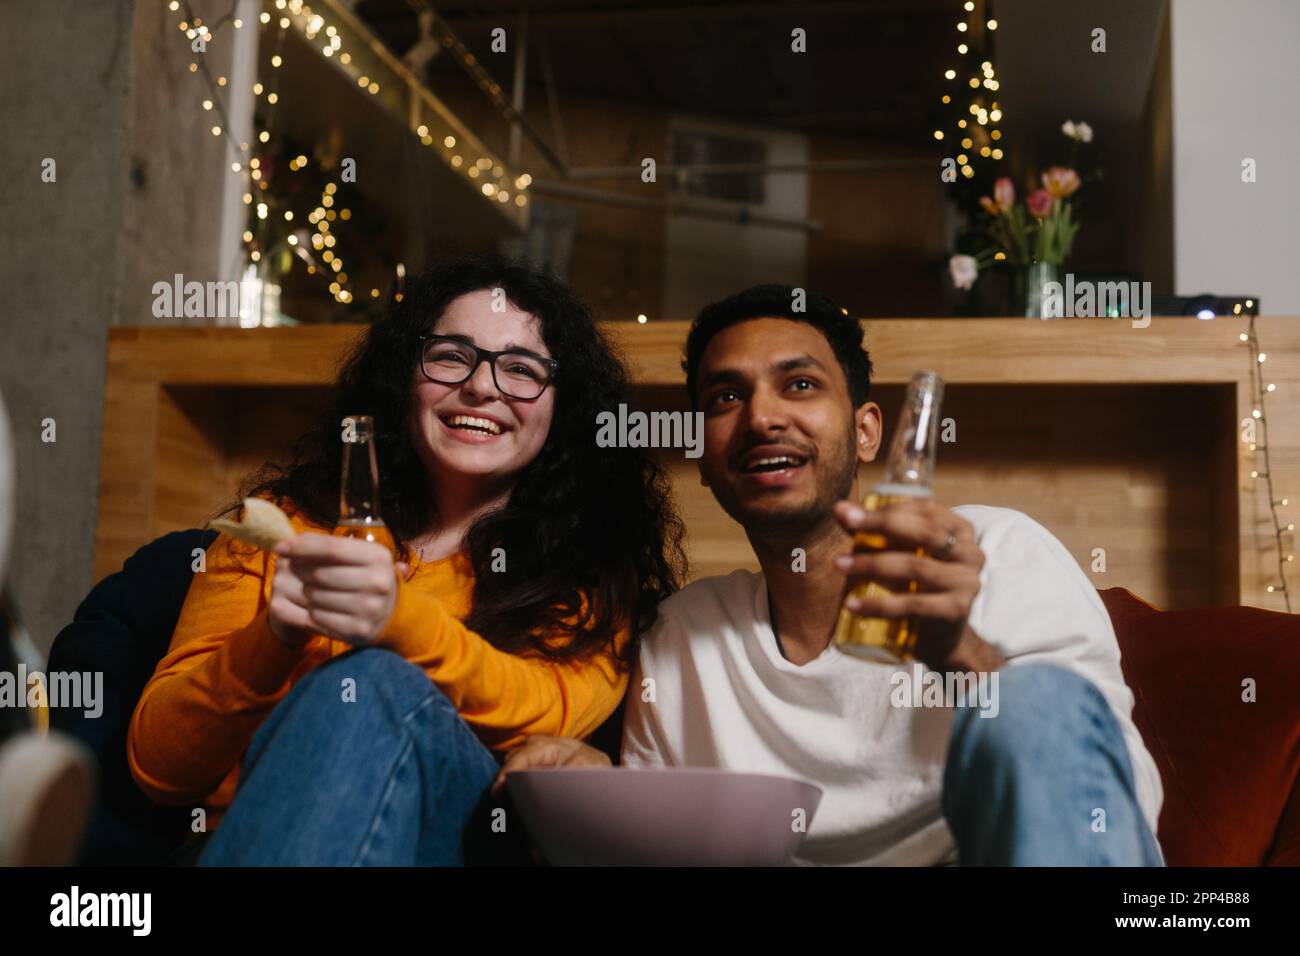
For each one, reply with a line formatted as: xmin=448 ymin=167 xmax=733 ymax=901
xmin=127 ymin=535 xmax=308 ymax=805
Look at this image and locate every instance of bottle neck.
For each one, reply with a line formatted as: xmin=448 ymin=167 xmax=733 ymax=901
xmin=340 ymin=438 xmax=382 ymax=523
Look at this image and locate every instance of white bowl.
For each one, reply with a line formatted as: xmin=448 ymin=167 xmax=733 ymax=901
xmin=506 ymin=767 xmax=823 ymax=866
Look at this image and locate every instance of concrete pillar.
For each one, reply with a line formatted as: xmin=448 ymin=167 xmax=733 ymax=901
xmin=0 ymin=1 xmax=246 ymax=653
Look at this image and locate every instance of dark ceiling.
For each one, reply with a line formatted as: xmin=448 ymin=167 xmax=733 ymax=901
xmin=353 ymin=0 xmax=962 ymax=142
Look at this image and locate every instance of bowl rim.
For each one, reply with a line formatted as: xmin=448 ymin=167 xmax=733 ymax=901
xmin=506 ymin=765 xmax=825 ymax=797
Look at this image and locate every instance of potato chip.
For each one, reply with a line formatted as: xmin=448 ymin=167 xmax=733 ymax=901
xmin=209 ymin=497 xmax=295 ymax=553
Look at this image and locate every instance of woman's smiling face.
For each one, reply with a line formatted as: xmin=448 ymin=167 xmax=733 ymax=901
xmin=410 ymin=289 xmax=556 ymax=488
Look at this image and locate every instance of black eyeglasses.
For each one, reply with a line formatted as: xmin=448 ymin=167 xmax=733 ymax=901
xmin=418 ymin=334 xmax=559 ymax=401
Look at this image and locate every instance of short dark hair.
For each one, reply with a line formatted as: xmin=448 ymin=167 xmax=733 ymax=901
xmin=682 ymin=284 xmax=873 ymax=409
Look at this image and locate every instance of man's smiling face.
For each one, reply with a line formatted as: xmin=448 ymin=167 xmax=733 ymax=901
xmin=695 ymin=316 xmax=876 ymax=538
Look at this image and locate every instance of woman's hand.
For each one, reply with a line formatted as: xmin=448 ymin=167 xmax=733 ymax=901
xmin=268 ymin=533 xmax=405 ymax=648
xmin=491 ymin=735 xmax=612 ymax=795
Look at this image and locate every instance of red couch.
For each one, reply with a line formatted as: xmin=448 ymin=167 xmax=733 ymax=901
xmin=1101 ymin=587 xmax=1300 ymax=865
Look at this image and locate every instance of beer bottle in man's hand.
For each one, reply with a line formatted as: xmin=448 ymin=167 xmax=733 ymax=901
xmin=832 ymin=371 xmax=944 ymax=664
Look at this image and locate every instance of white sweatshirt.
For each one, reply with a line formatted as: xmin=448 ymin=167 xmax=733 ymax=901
xmin=620 ymin=504 xmax=1164 ymax=866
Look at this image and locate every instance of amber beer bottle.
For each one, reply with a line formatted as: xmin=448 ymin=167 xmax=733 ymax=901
xmin=832 ymin=371 xmax=944 ymax=664
xmin=336 ymin=415 xmax=395 ymax=553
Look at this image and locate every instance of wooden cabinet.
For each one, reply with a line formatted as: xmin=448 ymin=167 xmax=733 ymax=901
xmin=95 ymin=318 xmax=1300 ymax=611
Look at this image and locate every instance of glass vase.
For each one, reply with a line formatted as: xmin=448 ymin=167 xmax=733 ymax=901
xmin=1022 ymin=261 xmax=1059 ymax=319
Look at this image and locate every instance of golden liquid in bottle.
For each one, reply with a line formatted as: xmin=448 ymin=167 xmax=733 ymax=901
xmin=832 ymin=488 xmax=929 ymax=664
xmin=334 ymin=517 xmax=395 ymax=553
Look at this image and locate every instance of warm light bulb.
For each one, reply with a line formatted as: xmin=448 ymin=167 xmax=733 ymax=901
xmin=987 ymin=19 xmax=998 ymax=30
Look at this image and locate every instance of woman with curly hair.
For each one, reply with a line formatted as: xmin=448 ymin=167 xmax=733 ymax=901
xmin=127 ymin=255 xmax=686 ymax=865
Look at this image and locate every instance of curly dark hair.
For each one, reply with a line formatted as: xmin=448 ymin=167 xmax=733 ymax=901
xmin=223 ymin=254 xmax=687 ymax=669
xmin=682 ymin=284 xmax=873 ymax=409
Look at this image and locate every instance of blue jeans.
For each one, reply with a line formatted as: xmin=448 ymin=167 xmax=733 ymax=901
xmin=943 ymin=663 xmax=1165 ymax=866
xmin=200 ymin=648 xmax=509 ymax=866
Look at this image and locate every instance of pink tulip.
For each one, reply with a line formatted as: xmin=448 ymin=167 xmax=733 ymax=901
xmin=993 ymin=177 xmax=1015 ymax=212
xmin=1041 ymin=166 xmax=1080 ymax=199
xmin=1027 ymin=189 xmax=1054 ymax=218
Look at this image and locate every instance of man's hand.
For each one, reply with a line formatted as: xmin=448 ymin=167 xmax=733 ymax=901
xmin=491 ymin=735 xmax=612 ymax=795
xmin=268 ymin=533 xmax=405 ymax=648
xmin=832 ymin=497 xmax=1004 ymax=673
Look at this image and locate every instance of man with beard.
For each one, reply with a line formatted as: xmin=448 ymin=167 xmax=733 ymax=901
xmin=502 ymin=285 xmax=1164 ymax=866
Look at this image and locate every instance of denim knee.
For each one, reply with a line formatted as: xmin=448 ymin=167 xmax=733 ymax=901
xmin=992 ymin=663 xmax=1110 ymax=725
xmin=289 ymin=647 xmax=456 ymax=723
xmin=948 ymin=663 xmax=1112 ymax=776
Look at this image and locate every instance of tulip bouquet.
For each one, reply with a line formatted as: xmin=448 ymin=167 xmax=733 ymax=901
xmin=948 ymin=120 xmax=1094 ymax=295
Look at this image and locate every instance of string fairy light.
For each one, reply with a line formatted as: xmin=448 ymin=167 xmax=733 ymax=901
xmin=170 ymin=0 xmax=529 ymax=315
xmin=934 ymin=0 xmax=1003 ymax=178
xmin=1239 ymin=301 xmax=1293 ymax=609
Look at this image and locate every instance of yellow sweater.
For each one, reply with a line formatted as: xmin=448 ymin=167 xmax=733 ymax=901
xmin=127 ymin=506 xmax=629 ymax=823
